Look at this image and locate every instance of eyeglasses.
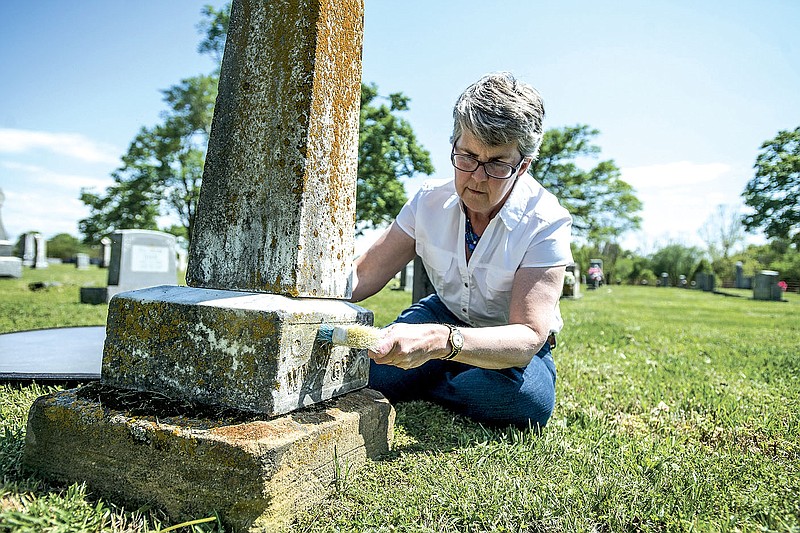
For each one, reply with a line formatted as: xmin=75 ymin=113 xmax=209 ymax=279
xmin=450 ymin=148 xmax=525 ymax=180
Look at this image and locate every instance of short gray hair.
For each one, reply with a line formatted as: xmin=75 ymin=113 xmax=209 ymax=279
xmin=451 ymin=72 xmax=545 ymax=158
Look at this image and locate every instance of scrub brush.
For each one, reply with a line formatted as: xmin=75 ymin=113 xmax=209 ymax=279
xmin=317 ymin=323 xmax=383 ymax=350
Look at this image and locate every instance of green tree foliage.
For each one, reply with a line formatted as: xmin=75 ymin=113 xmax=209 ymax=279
xmin=46 ymin=233 xmax=90 ymax=260
xmin=529 ymin=125 xmax=642 ymax=243
xmin=79 ymin=3 xmax=432 ymax=243
xmin=649 ymin=243 xmax=704 ymax=286
xmin=357 ymin=83 xmax=434 ymax=232
xmin=742 ymin=127 xmax=800 ymax=247
xmin=79 ymin=75 xmax=215 ymax=244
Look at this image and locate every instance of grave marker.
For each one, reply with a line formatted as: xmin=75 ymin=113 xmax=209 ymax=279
xmin=80 ymin=229 xmax=178 ymax=304
xmin=20 ymin=232 xmax=35 ymax=267
xmin=26 ymin=1 xmax=392 ymax=530
xmin=753 ymin=270 xmax=782 ymax=301
xmin=0 ymin=188 xmax=22 ymax=278
xmin=75 ymin=253 xmax=90 ymax=270
xmin=33 ymin=233 xmax=48 ymax=269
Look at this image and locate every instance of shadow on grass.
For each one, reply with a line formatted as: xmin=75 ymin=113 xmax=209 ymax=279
xmin=385 ymin=399 xmax=543 ymax=458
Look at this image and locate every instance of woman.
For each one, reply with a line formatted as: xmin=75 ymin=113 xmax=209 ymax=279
xmin=350 ymin=72 xmax=573 ymax=429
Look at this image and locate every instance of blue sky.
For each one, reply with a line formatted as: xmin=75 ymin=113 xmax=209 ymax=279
xmin=1 ymin=1 xmax=798 ymax=254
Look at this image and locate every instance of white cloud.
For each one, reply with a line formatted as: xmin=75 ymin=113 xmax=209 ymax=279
xmin=0 ymin=128 xmax=121 ymax=165
xmin=621 ymin=161 xmax=732 ymax=189
xmin=1 ymin=161 xmax=114 ymax=192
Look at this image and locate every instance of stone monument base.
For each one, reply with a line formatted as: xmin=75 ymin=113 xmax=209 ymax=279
xmin=0 ymin=256 xmax=22 ymax=278
xmin=101 ymin=285 xmax=372 ymax=417
xmin=24 ymin=385 xmax=394 ymax=532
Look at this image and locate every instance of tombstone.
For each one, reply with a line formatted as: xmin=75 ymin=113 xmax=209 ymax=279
xmin=0 ymin=188 xmax=23 ymax=278
xmin=753 ymin=270 xmax=782 ymax=301
xmin=32 ymin=233 xmax=48 ymax=269
xmin=18 ymin=232 xmax=35 ymax=267
xmin=562 ymin=262 xmax=581 ymax=298
xmin=79 ymin=229 xmax=178 ymax=304
xmin=25 ymin=1 xmax=393 ymax=530
xmin=75 ymin=253 xmax=90 ymax=270
xmin=694 ymin=272 xmax=715 ymax=292
xmin=99 ymin=237 xmax=112 ymax=268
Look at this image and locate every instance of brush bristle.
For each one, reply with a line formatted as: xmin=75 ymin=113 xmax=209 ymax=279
xmin=331 ymin=324 xmax=383 ymax=350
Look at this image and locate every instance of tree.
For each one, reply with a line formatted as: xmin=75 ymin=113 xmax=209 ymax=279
xmin=47 ymin=233 xmax=89 ymax=260
xmin=742 ymin=127 xmax=800 ymax=248
xmin=699 ymin=204 xmax=746 ymax=261
xmin=649 ymin=243 xmax=703 ymax=286
xmin=357 ymin=83 xmax=434 ymax=232
xmin=529 ymin=125 xmax=642 ymax=243
xmin=80 ymin=3 xmax=432 ymax=243
xmin=79 ymin=74 xmax=215 ymax=244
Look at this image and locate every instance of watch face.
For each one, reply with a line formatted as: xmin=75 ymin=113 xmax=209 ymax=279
xmin=452 ymin=329 xmax=464 ymax=349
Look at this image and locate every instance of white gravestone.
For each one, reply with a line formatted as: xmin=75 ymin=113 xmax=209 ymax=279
xmin=80 ymin=230 xmax=177 ymax=304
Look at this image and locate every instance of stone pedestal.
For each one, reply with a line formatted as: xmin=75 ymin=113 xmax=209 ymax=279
xmin=0 ymin=255 xmax=22 ymax=278
xmin=24 ymin=386 xmax=394 ymax=532
xmin=102 ymin=285 xmax=372 ymax=416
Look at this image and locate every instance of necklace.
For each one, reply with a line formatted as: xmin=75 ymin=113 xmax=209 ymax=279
xmin=465 ymin=215 xmax=481 ymax=253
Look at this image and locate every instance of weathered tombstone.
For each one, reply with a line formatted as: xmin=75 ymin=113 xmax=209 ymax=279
xmin=695 ymin=272 xmax=716 ymax=292
xmin=79 ymin=229 xmax=178 ymax=304
xmin=0 ymin=188 xmax=23 ymax=278
xmin=32 ymin=233 xmax=48 ymax=269
xmin=100 ymin=236 xmax=112 ymax=268
xmin=562 ymin=262 xmax=581 ymax=298
xmin=20 ymin=232 xmax=35 ymax=267
xmin=75 ymin=253 xmax=90 ymax=270
xmin=26 ymin=1 xmax=393 ymax=530
xmin=753 ymin=270 xmax=782 ymax=301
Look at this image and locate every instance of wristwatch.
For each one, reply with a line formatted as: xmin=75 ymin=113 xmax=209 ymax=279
xmin=443 ymin=324 xmax=464 ymax=360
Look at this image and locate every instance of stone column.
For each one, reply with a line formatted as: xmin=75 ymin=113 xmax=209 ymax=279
xmin=99 ymin=0 xmax=370 ymax=416
xmin=33 ymin=233 xmax=48 ymax=269
xmin=187 ymin=0 xmax=362 ymax=299
xmin=100 ymin=236 xmax=112 ymax=268
xmin=21 ymin=232 xmax=35 ymax=267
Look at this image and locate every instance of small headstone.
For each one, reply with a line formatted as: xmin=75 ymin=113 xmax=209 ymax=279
xmin=20 ymin=232 xmax=35 ymax=266
xmin=694 ymin=272 xmax=715 ymax=292
xmin=100 ymin=237 xmax=112 ymax=268
xmin=33 ymin=233 xmax=48 ymax=269
xmin=75 ymin=253 xmax=90 ymax=270
xmin=0 ymin=188 xmax=22 ymax=278
xmin=80 ymin=229 xmax=178 ymax=304
xmin=753 ymin=270 xmax=782 ymax=301
xmin=562 ymin=262 xmax=581 ymax=298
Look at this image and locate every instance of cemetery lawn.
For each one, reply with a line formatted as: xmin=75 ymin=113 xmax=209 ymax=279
xmin=1 ymin=266 xmax=799 ymax=531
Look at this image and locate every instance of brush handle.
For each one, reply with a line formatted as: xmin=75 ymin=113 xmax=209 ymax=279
xmin=331 ymin=326 xmax=349 ymax=346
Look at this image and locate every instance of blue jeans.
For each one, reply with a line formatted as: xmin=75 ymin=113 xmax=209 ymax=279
xmin=368 ymin=294 xmax=557 ymax=429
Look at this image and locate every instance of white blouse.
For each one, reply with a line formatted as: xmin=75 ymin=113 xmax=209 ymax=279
xmin=395 ymin=174 xmax=573 ymax=331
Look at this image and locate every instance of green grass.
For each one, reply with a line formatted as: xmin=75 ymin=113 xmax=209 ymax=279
xmin=2 ymin=267 xmax=799 ymax=531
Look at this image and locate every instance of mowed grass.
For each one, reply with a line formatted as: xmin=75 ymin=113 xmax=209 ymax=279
xmin=1 ymin=266 xmax=799 ymax=532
